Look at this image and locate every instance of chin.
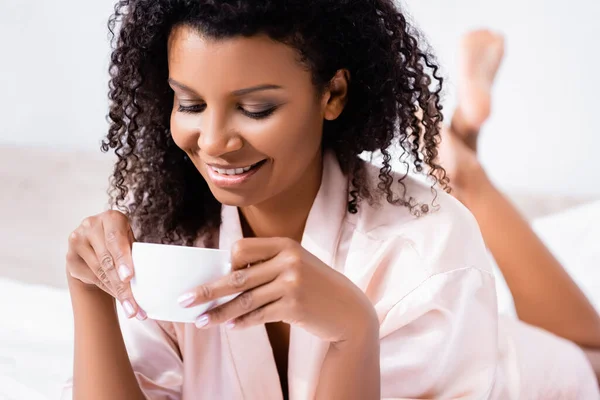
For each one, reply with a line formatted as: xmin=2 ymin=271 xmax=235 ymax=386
xmin=209 ymin=189 xmax=263 ymax=208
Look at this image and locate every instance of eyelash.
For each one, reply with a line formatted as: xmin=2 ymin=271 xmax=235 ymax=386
xmin=177 ymin=104 xmax=277 ymax=120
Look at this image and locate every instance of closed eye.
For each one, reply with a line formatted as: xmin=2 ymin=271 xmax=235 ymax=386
xmin=177 ymin=104 xmax=206 ymax=114
xmin=177 ymin=103 xmax=278 ymax=119
xmin=239 ymin=106 xmax=278 ymax=120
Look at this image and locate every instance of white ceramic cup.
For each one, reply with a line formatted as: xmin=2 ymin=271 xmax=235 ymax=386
xmin=130 ymin=242 xmax=236 ymax=323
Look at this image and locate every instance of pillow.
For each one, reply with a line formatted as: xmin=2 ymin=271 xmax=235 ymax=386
xmin=493 ymin=200 xmax=600 ymax=315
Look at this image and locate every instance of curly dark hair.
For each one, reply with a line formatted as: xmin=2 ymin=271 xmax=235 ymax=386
xmin=102 ymin=0 xmax=448 ymax=245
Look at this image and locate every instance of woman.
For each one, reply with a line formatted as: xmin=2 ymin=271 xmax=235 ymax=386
xmin=63 ymin=2 xmax=597 ymax=399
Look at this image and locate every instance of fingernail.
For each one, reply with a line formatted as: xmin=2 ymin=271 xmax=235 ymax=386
xmin=122 ymin=300 xmax=135 ymax=318
xmin=136 ymin=309 xmax=147 ymax=321
xmin=195 ymin=315 xmax=209 ymax=328
xmin=226 ymin=321 xmax=236 ymax=330
xmin=178 ymin=292 xmax=196 ymax=307
xmin=118 ymin=264 xmax=132 ymax=281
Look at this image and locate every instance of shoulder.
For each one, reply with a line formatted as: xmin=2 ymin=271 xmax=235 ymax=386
xmin=351 ymin=161 xmax=491 ymax=277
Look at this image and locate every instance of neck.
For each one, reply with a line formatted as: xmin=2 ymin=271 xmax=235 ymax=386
xmin=239 ymin=152 xmax=323 ymax=243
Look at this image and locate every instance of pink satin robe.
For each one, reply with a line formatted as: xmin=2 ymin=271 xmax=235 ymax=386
xmin=63 ymin=152 xmax=599 ymax=399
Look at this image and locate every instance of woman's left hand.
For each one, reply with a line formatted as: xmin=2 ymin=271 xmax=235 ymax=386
xmin=178 ymin=237 xmax=378 ymax=344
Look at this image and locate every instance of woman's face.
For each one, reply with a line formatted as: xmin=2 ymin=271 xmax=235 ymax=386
xmin=167 ymin=25 xmax=336 ymax=208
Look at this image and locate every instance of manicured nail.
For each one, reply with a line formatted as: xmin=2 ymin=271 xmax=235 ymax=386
xmin=118 ymin=264 xmax=132 ymax=281
xmin=195 ymin=315 xmax=209 ymax=328
xmin=226 ymin=321 xmax=236 ymax=329
xmin=122 ymin=300 xmax=135 ymax=318
xmin=178 ymin=292 xmax=196 ymax=307
xmin=136 ymin=309 xmax=147 ymax=321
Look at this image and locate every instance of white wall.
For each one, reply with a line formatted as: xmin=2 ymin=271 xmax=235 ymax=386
xmin=1 ymin=0 xmax=598 ymax=195
xmin=400 ymin=0 xmax=600 ymax=196
xmin=0 ymin=0 xmax=114 ymax=151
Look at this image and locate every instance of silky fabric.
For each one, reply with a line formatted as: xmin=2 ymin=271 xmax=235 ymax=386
xmin=62 ymin=152 xmax=599 ymax=399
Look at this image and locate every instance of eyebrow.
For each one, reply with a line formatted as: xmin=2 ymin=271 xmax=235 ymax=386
xmin=168 ymin=78 xmax=283 ymax=96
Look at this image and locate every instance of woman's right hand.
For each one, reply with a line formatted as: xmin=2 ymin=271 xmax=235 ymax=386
xmin=66 ymin=210 xmax=146 ymax=320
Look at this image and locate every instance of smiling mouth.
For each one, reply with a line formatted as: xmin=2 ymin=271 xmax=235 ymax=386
xmin=207 ymin=160 xmax=266 ymax=176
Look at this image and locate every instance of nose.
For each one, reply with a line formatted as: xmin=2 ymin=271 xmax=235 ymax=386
xmin=198 ymin=108 xmax=242 ymax=157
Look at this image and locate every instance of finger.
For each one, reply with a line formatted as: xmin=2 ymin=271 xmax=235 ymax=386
xmin=230 ymin=237 xmax=294 ymax=271
xmin=75 ymin=239 xmax=118 ymax=292
xmin=178 ymin=257 xmax=281 ymax=308
xmin=102 ymin=215 xmax=135 ymax=283
xmin=67 ymin=248 xmax=112 ymax=296
xmin=194 ymin=282 xmax=282 ymax=329
xmin=86 ymin=228 xmax=142 ymax=319
xmin=230 ymin=301 xmax=285 ymax=330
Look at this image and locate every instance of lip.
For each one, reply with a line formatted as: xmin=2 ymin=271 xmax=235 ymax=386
xmin=205 ymin=160 xmax=266 ymax=188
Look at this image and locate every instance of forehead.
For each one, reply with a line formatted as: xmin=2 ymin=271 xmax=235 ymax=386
xmin=167 ymin=25 xmax=311 ymax=93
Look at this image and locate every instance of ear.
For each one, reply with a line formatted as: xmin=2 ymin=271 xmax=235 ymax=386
xmin=322 ymin=69 xmax=350 ymax=121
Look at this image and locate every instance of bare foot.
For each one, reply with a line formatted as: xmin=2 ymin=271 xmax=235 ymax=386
xmin=453 ymin=30 xmax=505 ymax=150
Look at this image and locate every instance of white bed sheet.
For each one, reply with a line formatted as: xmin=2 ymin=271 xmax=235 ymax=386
xmin=0 ymin=279 xmax=73 ymax=400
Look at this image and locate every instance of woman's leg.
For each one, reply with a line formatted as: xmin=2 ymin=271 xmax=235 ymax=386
xmin=438 ymin=30 xmax=600 ymax=354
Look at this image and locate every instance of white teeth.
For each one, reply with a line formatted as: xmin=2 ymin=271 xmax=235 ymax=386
xmin=211 ymin=164 xmax=255 ymax=176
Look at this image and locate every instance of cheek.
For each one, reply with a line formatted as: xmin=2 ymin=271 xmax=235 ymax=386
xmin=170 ymin=111 xmax=199 ymax=151
xmin=278 ymin=102 xmax=323 ymax=159
xmin=247 ymin=102 xmax=323 ymax=157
